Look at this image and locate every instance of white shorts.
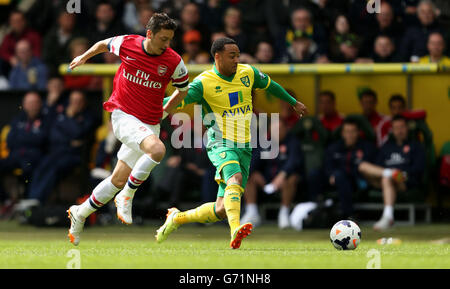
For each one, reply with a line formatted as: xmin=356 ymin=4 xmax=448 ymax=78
xmin=111 ymin=109 xmax=160 ymax=168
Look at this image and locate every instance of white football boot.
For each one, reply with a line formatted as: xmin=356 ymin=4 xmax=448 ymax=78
xmin=114 ymin=192 xmax=133 ymax=225
xmin=67 ymin=205 xmax=85 ymax=246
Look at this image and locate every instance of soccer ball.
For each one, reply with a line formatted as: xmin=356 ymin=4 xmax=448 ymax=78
xmin=330 ymin=220 xmax=361 ymax=250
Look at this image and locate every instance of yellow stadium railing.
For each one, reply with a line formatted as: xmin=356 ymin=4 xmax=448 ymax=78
xmin=59 ymin=63 xmax=440 ymax=76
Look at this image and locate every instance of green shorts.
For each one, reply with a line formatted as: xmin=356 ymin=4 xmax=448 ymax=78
xmin=207 ymin=146 xmax=252 ymax=198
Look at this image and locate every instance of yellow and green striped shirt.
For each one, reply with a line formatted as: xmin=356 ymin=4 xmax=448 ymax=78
xmin=165 ymin=63 xmax=297 ymax=148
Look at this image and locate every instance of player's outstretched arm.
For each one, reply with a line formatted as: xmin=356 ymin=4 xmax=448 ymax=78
xmin=163 ymin=89 xmax=189 ymax=113
xmin=162 ymin=78 xmax=203 ymax=118
xmin=69 ymin=39 xmax=110 ymax=71
xmin=251 ymin=66 xmax=307 ymax=118
xmin=267 ymin=80 xmax=308 ymax=118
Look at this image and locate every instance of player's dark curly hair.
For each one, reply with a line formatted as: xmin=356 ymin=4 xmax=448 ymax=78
xmin=146 ymin=13 xmax=177 ymax=34
xmin=210 ymin=37 xmax=237 ymax=57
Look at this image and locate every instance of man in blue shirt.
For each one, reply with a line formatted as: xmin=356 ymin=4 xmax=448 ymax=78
xmin=8 ymin=40 xmax=47 ymax=90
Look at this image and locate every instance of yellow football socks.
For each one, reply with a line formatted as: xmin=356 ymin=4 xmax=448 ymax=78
xmin=224 ymin=184 xmax=244 ymax=236
xmin=173 ymin=202 xmax=221 ymax=225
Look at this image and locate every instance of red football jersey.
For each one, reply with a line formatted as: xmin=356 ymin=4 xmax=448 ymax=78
xmin=104 ymin=34 xmax=189 ymax=124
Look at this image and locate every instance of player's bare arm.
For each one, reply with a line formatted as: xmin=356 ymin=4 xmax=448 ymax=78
xmin=69 ymin=39 xmax=110 ymax=70
xmin=163 ymin=88 xmax=189 ymax=113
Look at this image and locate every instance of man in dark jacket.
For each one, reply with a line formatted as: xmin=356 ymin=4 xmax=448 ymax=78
xmin=308 ymin=118 xmax=377 ymax=219
xmin=241 ymin=118 xmax=304 ymax=229
xmin=0 ymin=92 xmax=48 ymax=202
xmin=324 ymin=119 xmax=377 ymax=218
xmin=27 ymin=90 xmax=95 ymax=204
xmin=399 ymin=0 xmax=447 ymax=62
xmin=359 ymin=115 xmax=426 ymax=231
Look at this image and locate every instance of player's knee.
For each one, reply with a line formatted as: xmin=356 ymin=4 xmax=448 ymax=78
xmin=141 ymin=139 xmax=166 ymax=162
xmin=227 ymin=172 xmax=242 ymax=186
xmin=149 ymin=143 xmax=166 ymax=162
xmin=214 ymin=202 xmax=226 ymax=218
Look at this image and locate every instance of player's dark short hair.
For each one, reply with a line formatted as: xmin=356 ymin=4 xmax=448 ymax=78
xmin=389 ymin=94 xmax=406 ymax=108
xmin=210 ymin=37 xmax=237 ymax=57
xmin=146 ymin=13 xmax=177 ymax=34
xmin=391 ymin=114 xmax=407 ymax=124
xmin=359 ymin=88 xmax=377 ymax=101
xmin=319 ymin=90 xmax=336 ymax=102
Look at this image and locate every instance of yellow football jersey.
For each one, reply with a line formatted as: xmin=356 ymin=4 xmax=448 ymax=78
xmin=178 ymin=64 xmax=271 ymax=147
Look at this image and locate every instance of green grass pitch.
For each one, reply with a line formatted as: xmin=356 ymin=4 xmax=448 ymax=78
xmin=0 ymin=221 xmax=449 ymax=269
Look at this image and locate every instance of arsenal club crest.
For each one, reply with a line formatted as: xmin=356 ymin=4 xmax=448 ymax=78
xmin=158 ymin=65 xmax=168 ymax=76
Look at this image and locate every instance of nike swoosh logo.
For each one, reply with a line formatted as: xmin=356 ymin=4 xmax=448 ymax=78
xmin=126 ymin=56 xmax=136 ymax=60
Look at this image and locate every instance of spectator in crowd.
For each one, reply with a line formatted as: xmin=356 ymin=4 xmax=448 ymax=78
xmin=318 ymin=90 xmax=344 ymax=133
xmin=42 ymin=11 xmax=81 ymax=77
xmin=419 ymin=31 xmax=450 ymax=66
xmin=302 ymin=0 xmax=351 ymax=31
xmin=181 ymin=30 xmax=210 ymax=64
xmin=361 ymin=1 xmax=404 ymax=57
xmin=359 ymin=88 xmax=387 ymax=143
xmin=88 ymin=2 xmax=128 ymax=57
xmin=254 ymin=41 xmax=275 ymax=64
xmin=285 ymin=8 xmax=328 ymax=57
xmin=135 ymin=8 xmax=154 ymax=36
xmin=369 ymin=35 xmax=399 ymax=63
xmin=199 ymin=0 xmax=228 ymax=33
xmin=241 ymin=118 xmax=304 ymax=229
xmin=378 ymin=94 xmax=408 ymax=146
xmin=64 ymin=38 xmax=102 ymax=90
xmin=25 ymin=90 xmax=95 ymax=205
xmin=286 ymin=36 xmax=318 ymax=63
xmin=397 ymin=0 xmax=422 ymax=26
xmin=222 ymin=6 xmax=248 ymax=54
xmin=171 ymin=2 xmax=211 ymax=54
xmin=328 ymin=14 xmax=355 ymax=62
xmin=309 ymin=118 xmax=377 ymax=218
xmin=330 ymin=33 xmax=361 ymax=63
xmin=42 ymin=77 xmax=67 ymax=119
xmin=0 ymin=10 xmax=42 ymax=73
xmin=358 ymin=115 xmax=426 ymax=230
xmin=399 ymin=0 xmax=444 ymax=62
xmin=122 ymin=1 xmax=154 ymax=35
xmin=0 ymin=92 xmax=49 ymax=203
xmin=8 ymin=40 xmax=48 ymax=90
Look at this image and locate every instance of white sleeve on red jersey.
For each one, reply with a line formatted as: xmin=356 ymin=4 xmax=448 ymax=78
xmin=171 ymin=58 xmax=189 ymax=91
xmin=107 ymin=35 xmax=127 ymax=56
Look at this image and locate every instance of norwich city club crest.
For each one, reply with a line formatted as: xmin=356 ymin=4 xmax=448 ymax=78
xmin=240 ymin=75 xmax=250 ymax=87
xmin=219 ymin=152 xmax=227 ymax=159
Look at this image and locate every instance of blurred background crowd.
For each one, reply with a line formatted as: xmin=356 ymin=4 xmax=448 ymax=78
xmin=0 ymin=0 xmax=449 ymax=228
